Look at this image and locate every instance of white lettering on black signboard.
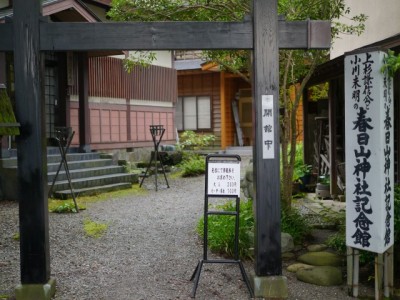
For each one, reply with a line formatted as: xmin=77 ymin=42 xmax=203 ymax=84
xmin=344 ymin=50 xmax=394 ymax=254
xmin=207 ymin=162 xmax=241 ymax=196
xmin=262 ymin=95 xmax=274 ymax=159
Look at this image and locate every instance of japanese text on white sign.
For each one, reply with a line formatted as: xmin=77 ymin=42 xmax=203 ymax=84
xmin=345 ymin=51 xmax=394 ymax=254
xmin=207 ymin=162 xmax=241 ymax=196
xmin=262 ymin=95 xmax=274 ymax=159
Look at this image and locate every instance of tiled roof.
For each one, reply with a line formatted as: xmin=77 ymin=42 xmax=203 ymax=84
xmin=174 ymin=59 xmax=205 ymax=71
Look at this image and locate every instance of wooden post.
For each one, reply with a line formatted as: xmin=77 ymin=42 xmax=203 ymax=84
xmin=77 ymin=52 xmax=91 ymax=152
xmin=13 ymin=0 xmax=50 ymax=285
xmin=253 ymin=0 xmax=282 ymax=277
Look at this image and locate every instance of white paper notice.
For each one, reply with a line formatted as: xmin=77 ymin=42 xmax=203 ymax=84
xmin=262 ymin=95 xmax=274 ymax=159
xmin=207 ymin=162 xmax=241 ymax=196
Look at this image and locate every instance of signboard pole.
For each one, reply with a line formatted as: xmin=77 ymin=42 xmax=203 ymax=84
xmin=190 ymin=154 xmax=253 ymax=298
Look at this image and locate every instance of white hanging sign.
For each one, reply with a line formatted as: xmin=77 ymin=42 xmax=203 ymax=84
xmin=345 ymin=50 xmax=394 ymax=254
xmin=207 ymin=162 xmax=241 ymax=196
xmin=262 ymin=95 xmax=274 ymax=159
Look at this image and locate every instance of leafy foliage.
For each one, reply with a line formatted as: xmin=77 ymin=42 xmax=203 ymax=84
xmin=196 ymin=198 xmax=312 ymax=259
xmin=51 ymin=201 xmax=80 ymax=213
xmin=109 ymin=0 xmax=367 ymax=210
xmin=381 ymin=49 xmax=400 ymax=78
xmin=178 ymin=130 xmax=216 ymax=150
xmin=196 ymin=199 xmax=254 ymax=260
xmin=179 ymin=154 xmax=206 ymax=177
xmin=0 ymin=88 xmax=20 ymax=136
xmin=291 ymin=143 xmax=312 ymax=182
xmin=281 ymin=208 xmax=312 ymax=244
xmin=123 ymin=51 xmax=157 ymax=71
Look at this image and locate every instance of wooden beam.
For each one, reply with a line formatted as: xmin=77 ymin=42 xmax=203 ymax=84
xmin=40 ymin=21 xmax=253 ymax=51
xmin=39 ymin=20 xmax=330 ymax=51
xmin=0 ymin=20 xmax=330 ymax=51
xmin=13 ymin=0 xmax=50 ymax=284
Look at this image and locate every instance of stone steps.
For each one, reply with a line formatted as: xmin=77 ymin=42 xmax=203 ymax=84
xmin=0 ymin=149 xmax=139 ymax=200
xmin=53 ymin=182 xmax=134 ymax=199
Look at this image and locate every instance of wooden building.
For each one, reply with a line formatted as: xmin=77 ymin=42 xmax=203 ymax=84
xmin=175 ymin=57 xmax=305 ymax=149
xmin=0 ymin=0 xmax=177 ymax=157
xmin=303 ymin=34 xmax=400 ymax=197
xmin=175 ymin=57 xmax=252 ymax=149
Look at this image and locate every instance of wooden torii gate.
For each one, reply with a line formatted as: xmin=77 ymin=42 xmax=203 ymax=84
xmin=0 ymin=0 xmax=330 ymax=298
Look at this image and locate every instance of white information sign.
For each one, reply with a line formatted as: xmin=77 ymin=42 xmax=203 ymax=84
xmin=345 ymin=50 xmax=394 ymax=254
xmin=262 ymin=95 xmax=274 ymax=159
xmin=207 ymin=162 xmax=241 ymax=196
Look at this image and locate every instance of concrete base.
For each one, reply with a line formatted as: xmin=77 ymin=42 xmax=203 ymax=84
xmin=251 ymin=275 xmax=288 ymax=299
xmin=15 ymin=278 xmax=56 ymax=300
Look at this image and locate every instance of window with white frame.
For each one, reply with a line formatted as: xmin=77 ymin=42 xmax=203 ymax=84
xmin=175 ymin=96 xmax=211 ymax=130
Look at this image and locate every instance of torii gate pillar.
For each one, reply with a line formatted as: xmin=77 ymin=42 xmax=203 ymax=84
xmin=12 ymin=0 xmax=55 ymax=299
xmin=251 ymin=0 xmax=287 ymax=298
xmin=4 ymin=0 xmax=330 ymax=298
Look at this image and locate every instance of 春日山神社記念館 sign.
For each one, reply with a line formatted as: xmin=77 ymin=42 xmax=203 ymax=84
xmin=344 ymin=50 xmax=394 ymax=254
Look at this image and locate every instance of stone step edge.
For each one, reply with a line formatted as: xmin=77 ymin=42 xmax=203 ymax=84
xmin=52 ymin=182 xmax=133 ymax=200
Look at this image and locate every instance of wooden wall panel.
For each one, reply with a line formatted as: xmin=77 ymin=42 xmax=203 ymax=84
xmin=71 ymin=56 xmax=177 ymax=103
xmin=178 ymin=71 xmax=221 ymax=145
xmin=90 ymin=109 xmax=101 ymax=143
xmin=110 ymin=110 xmax=119 ymax=142
xmin=101 ymin=110 xmax=111 ymax=142
xmin=70 ymin=107 xmax=80 ymax=145
xmin=136 ymin=112 xmax=145 ymax=141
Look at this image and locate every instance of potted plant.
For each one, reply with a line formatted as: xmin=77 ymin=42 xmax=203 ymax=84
xmin=293 ymin=163 xmax=313 ymax=193
xmin=316 ymin=174 xmax=330 ymax=198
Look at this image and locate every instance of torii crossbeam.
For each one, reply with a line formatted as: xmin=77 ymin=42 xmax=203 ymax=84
xmin=0 ymin=0 xmax=330 ymax=299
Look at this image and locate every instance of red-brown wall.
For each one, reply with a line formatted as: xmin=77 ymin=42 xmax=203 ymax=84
xmin=70 ymin=56 xmax=177 ymax=150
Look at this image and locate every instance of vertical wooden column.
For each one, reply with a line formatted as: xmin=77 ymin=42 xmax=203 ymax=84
xmin=328 ymin=79 xmax=338 ymax=197
xmin=78 ymin=52 xmax=91 ymax=152
xmin=253 ymin=0 xmax=282 ymax=276
xmin=13 ymin=0 xmax=50 ymax=284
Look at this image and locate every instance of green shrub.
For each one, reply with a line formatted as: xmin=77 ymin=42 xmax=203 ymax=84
xmin=196 ymin=199 xmax=314 ymax=259
xmin=51 ymin=201 xmax=79 ymax=213
xmin=196 ymin=199 xmax=254 ymax=260
xmin=160 ymin=151 xmax=183 ymax=166
xmin=179 ymin=130 xmax=215 ymax=150
xmin=179 ymin=154 xmax=206 ymax=177
xmin=281 ymin=208 xmax=312 ymax=244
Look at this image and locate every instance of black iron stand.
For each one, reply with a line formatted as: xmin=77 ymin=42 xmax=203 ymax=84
xmin=190 ymin=155 xmax=253 ymax=298
xmin=48 ymin=127 xmax=79 ymax=212
xmin=139 ymin=125 xmax=170 ymax=191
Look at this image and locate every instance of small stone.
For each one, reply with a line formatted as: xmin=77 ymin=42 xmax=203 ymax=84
xmin=296 ymin=266 xmax=343 ymax=286
xmin=287 ymin=263 xmax=314 ymax=273
xmin=298 ymin=251 xmax=343 ymax=267
xmin=281 ymin=232 xmax=294 ymax=253
xmin=307 ymin=244 xmax=328 ymax=252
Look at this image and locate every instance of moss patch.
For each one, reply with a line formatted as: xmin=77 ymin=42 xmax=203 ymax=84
xmin=0 ymin=88 xmax=20 ymax=136
xmin=12 ymin=232 xmax=20 ymax=241
xmin=48 ymin=184 xmax=147 ymax=213
xmin=83 ymin=219 xmax=108 ymax=238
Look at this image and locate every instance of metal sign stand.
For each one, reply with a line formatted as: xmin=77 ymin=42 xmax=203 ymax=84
xmin=190 ymin=154 xmax=253 ymax=298
xmin=48 ymin=127 xmax=78 ymax=212
xmin=139 ymin=125 xmax=170 ymax=191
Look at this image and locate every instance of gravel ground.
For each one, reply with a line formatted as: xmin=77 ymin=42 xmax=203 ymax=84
xmin=1 ymin=175 xmax=373 ymax=299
